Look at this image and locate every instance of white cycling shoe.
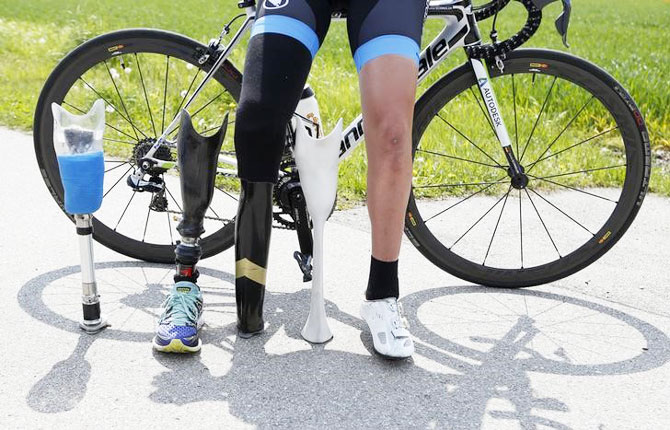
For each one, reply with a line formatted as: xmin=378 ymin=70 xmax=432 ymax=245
xmin=360 ymin=297 xmax=414 ymax=359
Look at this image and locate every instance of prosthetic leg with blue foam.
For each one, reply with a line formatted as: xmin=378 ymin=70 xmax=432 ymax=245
xmin=294 ymin=118 xmax=343 ymax=344
xmin=52 ymin=99 xmax=108 ymax=334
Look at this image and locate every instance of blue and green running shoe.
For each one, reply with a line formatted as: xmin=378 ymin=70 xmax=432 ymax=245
xmin=153 ymin=281 xmax=204 ymax=353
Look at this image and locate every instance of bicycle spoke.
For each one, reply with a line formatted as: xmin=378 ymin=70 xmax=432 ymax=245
xmin=215 ymin=186 xmax=239 ymax=202
xmin=103 ymin=166 xmax=133 ymax=198
xmin=528 ymin=174 xmax=619 ymax=204
xmin=172 ymin=67 xmax=201 ymax=122
xmin=78 ymin=77 xmax=143 ymax=138
xmin=63 ymin=101 xmax=138 ymax=142
xmin=167 ymin=213 xmax=174 ymax=245
xmin=524 ymin=188 xmax=562 ymax=258
xmin=104 ymin=137 xmax=136 ymax=146
xmin=527 ymin=187 xmax=594 ymax=236
xmin=202 ymin=121 xmax=235 ymax=135
xmin=105 ymin=161 xmax=129 ymax=174
xmin=450 ymin=189 xmax=510 ymax=250
xmin=518 ymin=189 xmax=524 ymax=268
xmin=164 ymin=184 xmax=183 ymax=212
xmin=103 ymin=61 xmax=148 ymax=140
xmin=208 ymin=206 xmax=228 ymax=226
xmin=416 ymin=148 xmax=502 ymax=169
xmin=512 ymin=74 xmax=519 ymax=156
xmin=135 ymin=53 xmax=158 ymax=137
xmin=483 ymin=184 xmax=513 ymax=266
xmin=142 ymin=201 xmax=152 ymax=242
xmin=114 ymin=191 xmax=137 ymax=231
xmin=424 ymin=174 xmax=508 ymax=223
xmin=533 ymin=164 xmax=626 ymax=181
xmin=436 ymin=114 xmax=503 ymax=167
xmin=469 ymin=87 xmax=497 ymax=138
xmin=414 ymin=179 xmax=508 ymax=189
xmin=527 ymin=127 xmax=619 ymax=169
xmin=162 ymin=56 xmax=170 ymax=133
xmin=520 ymin=76 xmax=557 ymax=162
xmin=191 ymin=91 xmax=226 ymax=119
xmin=526 ymin=96 xmax=594 ymax=173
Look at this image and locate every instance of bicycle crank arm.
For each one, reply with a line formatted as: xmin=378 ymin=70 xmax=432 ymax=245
xmin=289 ymin=188 xmax=314 ymax=282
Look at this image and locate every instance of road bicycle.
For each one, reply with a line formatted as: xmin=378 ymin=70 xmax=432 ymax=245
xmin=33 ymin=0 xmax=651 ymax=287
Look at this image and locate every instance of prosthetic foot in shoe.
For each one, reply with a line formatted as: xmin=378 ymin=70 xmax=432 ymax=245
xmin=153 ymin=282 xmax=204 ymax=353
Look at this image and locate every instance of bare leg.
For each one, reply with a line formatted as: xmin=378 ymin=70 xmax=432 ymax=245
xmin=359 ymin=55 xmax=418 ymax=262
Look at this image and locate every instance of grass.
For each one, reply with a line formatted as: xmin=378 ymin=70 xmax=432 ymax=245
xmin=1 ymin=0 xmax=669 ymax=201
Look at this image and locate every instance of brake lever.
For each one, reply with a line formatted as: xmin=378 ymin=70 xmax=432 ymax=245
xmin=555 ymin=0 xmax=572 ymax=48
xmin=531 ymin=0 xmax=572 ymax=48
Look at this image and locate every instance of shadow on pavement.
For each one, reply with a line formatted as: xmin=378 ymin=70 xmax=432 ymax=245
xmin=18 ymin=261 xmax=670 ymax=428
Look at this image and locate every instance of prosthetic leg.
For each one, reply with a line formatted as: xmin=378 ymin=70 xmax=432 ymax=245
xmin=174 ymin=110 xmax=227 ymax=283
xmin=52 ymin=100 xmax=108 ymax=334
xmin=294 ymin=118 xmax=343 ymax=344
xmin=235 ymin=180 xmax=273 ymax=338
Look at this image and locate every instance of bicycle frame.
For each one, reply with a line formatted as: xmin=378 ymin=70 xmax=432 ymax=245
xmin=136 ymin=0 xmax=519 ymax=180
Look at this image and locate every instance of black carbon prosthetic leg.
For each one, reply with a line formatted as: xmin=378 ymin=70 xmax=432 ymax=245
xmin=174 ymin=110 xmax=227 ymax=282
xmin=235 ymin=180 xmax=274 ymax=338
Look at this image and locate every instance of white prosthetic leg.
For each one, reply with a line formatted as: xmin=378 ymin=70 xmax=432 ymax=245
xmin=293 ymin=118 xmax=343 ymax=344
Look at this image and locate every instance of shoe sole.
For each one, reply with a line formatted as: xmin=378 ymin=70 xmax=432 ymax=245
xmin=152 ymin=337 xmax=201 ymax=353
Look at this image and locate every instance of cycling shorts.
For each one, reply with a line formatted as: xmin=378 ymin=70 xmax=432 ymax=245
xmin=251 ymin=0 xmax=428 ymax=72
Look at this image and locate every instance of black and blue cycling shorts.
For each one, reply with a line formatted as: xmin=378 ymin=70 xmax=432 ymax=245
xmin=251 ymin=0 xmax=428 ymax=72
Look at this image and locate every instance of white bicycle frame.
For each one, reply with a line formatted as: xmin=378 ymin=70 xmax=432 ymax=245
xmin=137 ymin=0 xmax=514 ymax=178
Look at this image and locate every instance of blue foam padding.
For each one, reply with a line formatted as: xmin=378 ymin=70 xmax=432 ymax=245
xmin=57 ymin=151 xmax=104 ymax=214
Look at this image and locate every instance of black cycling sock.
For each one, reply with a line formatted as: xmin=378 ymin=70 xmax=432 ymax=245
xmin=365 ymin=256 xmax=399 ymax=300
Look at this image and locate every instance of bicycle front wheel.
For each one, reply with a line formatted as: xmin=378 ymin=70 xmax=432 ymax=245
xmin=34 ymin=29 xmax=243 ymax=263
xmin=406 ymin=49 xmax=651 ymax=287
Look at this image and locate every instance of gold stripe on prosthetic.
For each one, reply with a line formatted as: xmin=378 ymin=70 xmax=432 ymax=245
xmin=235 ymin=258 xmax=267 ymax=285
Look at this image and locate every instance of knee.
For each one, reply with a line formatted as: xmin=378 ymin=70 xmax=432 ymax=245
xmin=367 ymin=113 xmax=412 ymax=162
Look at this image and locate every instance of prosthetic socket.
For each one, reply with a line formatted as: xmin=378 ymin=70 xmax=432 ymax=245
xmin=174 ymin=110 xmax=227 ymax=283
xmin=294 ymin=118 xmax=343 ymax=343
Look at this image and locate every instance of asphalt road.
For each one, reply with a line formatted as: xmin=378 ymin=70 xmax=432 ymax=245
xmin=1 ymin=126 xmax=669 ymax=429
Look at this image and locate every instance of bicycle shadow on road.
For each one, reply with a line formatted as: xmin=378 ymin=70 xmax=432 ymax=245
xmin=18 ymin=261 xmax=670 ymax=429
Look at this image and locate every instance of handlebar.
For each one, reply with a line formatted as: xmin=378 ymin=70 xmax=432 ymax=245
xmin=466 ymin=0 xmax=571 ymax=60
xmin=466 ymin=0 xmax=542 ymax=60
xmin=473 ymin=0 xmax=512 ymax=21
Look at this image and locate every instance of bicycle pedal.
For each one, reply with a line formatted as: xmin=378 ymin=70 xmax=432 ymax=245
xmin=293 ymin=251 xmax=313 ymax=283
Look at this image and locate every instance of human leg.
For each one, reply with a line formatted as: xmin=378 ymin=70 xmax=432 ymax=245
xmin=347 ymin=0 xmax=427 ymax=357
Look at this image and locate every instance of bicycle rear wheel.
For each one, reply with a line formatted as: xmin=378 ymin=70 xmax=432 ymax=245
xmin=406 ymin=49 xmax=651 ymax=287
xmin=34 ymin=29 xmax=243 ymax=263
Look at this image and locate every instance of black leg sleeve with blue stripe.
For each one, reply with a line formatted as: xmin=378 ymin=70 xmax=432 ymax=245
xmin=234 ymin=0 xmax=331 ymax=183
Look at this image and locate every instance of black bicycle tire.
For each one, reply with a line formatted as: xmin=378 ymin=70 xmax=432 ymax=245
xmin=33 ymin=28 xmax=242 ymax=263
xmin=405 ymin=49 xmax=651 ymax=288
